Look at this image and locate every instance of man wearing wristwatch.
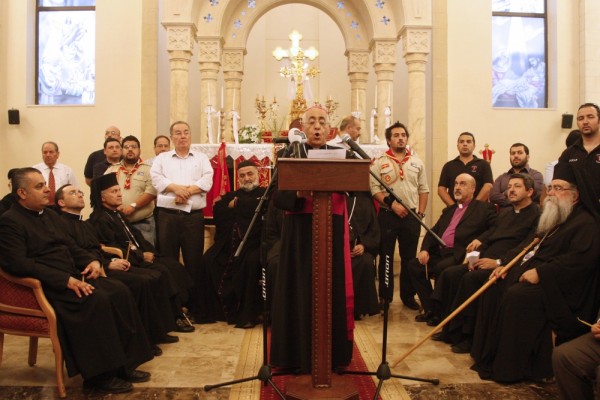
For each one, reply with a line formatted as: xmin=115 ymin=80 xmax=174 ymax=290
xmin=106 ymin=135 xmax=157 ymax=245
xmin=370 ymin=121 xmax=429 ymax=311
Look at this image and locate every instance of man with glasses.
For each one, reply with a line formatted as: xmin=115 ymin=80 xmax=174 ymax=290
xmin=84 ymin=125 xmax=122 ymax=186
xmin=151 ymin=121 xmax=214 ymax=323
xmin=471 ymin=162 xmax=600 ymax=383
xmin=106 ymin=135 xmax=157 ymax=245
xmin=559 ymin=102 xmax=600 ymax=219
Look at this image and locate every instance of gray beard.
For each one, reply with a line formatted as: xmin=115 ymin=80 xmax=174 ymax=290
xmin=240 ymin=182 xmax=259 ymax=192
xmin=537 ymin=196 xmax=573 ymax=235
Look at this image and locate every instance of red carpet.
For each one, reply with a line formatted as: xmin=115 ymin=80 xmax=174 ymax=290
xmin=260 ymin=336 xmax=381 ymax=400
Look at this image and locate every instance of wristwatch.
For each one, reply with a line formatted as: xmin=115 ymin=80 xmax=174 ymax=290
xmin=496 ymin=259 xmax=502 ymax=266
xmin=383 ymin=196 xmax=395 ymax=207
xmin=417 ymin=211 xmax=426 ymax=218
xmin=130 ymin=203 xmax=137 ymax=209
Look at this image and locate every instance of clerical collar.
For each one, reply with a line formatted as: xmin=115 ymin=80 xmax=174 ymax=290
xmin=17 ymin=202 xmax=45 ymax=216
xmin=62 ymin=211 xmax=83 ymax=221
xmin=457 ymin=199 xmax=472 ymax=209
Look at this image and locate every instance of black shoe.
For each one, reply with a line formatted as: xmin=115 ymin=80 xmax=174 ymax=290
xmin=426 ymin=315 xmax=441 ymax=326
xmin=431 ymin=331 xmax=447 ymax=342
xmin=415 ymin=311 xmax=433 ymax=323
xmin=451 ymin=339 xmax=472 ymax=354
xmin=235 ymin=321 xmax=257 ymax=329
xmin=158 ymin=334 xmax=179 ymax=344
xmin=118 ymin=369 xmax=151 ymax=383
xmin=83 ymin=376 xmax=133 ymax=394
xmin=402 ymin=298 xmax=421 ymax=311
xmin=151 ymin=344 xmax=163 ymax=356
xmin=175 ymin=318 xmax=195 ymax=333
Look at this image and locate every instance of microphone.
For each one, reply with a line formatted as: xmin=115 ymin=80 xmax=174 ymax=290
xmin=341 ymin=134 xmax=369 ymax=159
xmin=272 ymin=128 xmax=307 ymax=144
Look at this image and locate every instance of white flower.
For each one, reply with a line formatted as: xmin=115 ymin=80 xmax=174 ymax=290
xmin=238 ymin=124 xmax=261 ymax=143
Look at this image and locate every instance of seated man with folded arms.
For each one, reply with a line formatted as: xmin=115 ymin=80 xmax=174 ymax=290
xmin=89 ymin=173 xmax=194 ymax=333
xmin=55 ymin=184 xmax=179 ymax=356
xmin=0 ymin=168 xmax=153 ymax=394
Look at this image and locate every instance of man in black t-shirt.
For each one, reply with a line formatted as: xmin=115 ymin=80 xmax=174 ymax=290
xmin=438 ymin=132 xmax=493 ymax=206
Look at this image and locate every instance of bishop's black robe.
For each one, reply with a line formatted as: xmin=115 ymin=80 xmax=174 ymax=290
xmin=269 ymin=143 xmax=354 ymax=373
xmin=60 ymin=212 xmax=175 ymax=343
xmin=347 ymin=192 xmax=380 ymax=318
xmin=203 ymin=186 xmax=266 ymax=326
xmin=471 ymin=204 xmax=600 ymax=382
xmin=89 ymin=206 xmax=192 ymax=316
xmin=0 ymin=204 xmax=153 ymax=379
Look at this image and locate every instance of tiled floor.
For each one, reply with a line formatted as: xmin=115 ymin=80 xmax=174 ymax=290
xmin=0 ymin=291 xmax=560 ymax=399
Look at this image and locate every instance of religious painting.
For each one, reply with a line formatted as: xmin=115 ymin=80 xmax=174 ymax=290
xmin=36 ymin=3 xmax=96 ymax=105
xmin=491 ymin=0 xmax=547 ymax=108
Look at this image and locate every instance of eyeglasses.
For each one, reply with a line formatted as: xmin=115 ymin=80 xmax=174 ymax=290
xmin=123 ymin=145 xmax=139 ymax=150
xmin=66 ymin=190 xmax=84 ymax=196
xmin=547 ymin=185 xmax=573 ymax=193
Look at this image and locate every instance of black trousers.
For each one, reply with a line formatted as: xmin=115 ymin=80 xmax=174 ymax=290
xmin=377 ymin=208 xmax=421 ymax=303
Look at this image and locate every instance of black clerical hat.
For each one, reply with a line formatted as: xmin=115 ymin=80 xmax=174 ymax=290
xmin=90 ymin=173 xmax=118 ymax=208
xmin=238 ymin=160 xmax=258 ymax=169
xmin=552 ymin=162 xmax=576 ymax=185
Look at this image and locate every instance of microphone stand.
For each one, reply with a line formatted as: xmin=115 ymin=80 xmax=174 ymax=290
xmin=338 ymin=139 xmax=440 ymax=398
xmin=204 ymin=144 xmax=295 ymax=399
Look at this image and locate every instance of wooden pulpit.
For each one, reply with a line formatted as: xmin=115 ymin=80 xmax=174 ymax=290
xmin=277 ymin=158 xmax=371 ymax=400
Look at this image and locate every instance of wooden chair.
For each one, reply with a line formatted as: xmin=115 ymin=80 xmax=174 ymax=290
xmin=0 ymin=267 xmax=66 ymax=398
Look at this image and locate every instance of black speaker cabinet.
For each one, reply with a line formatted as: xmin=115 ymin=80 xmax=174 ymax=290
xmin=561 ymin=113 xmax=573 ymax=129
xmin=8 ymin=109 xmax=20 ymax=125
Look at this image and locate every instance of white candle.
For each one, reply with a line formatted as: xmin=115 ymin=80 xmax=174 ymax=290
xmin=388 ymin=84 xmax=392 ymax=107
xmin=232 ymin=90 xmax=236 ymax=111
xmin=207 ymin=83 xmax=211 ymax=106
xmin=221 ymin=86 xmax=224 ymax=109
xmin=355 ymin=90 xmax=359 ymax=110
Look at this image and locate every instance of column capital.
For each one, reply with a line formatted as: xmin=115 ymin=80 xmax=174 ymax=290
xmin=399 ymin=26 xmax=432 ymax=56
xmin=162 ymin=23 xmax=196 ymax=52
xmin=222 ymin=48 xmax=246 ymax=73
xmin=369 ymin=39 xmax=397 ymax=66
xmin=197 ymin=37 xmax=224 ymax=63
xmin=345 ymin=50 xmax=370 ymax=74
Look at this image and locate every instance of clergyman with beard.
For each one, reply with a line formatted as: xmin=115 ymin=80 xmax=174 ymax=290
xmin=489 ymin=142 xmax=545 ymax=207
xmin=202 ymin=160 xmax=266 ymax=328
xmin=470 ymin=162 xmax=600 ymax=384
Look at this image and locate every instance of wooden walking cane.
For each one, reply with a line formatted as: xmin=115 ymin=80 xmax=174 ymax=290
xmin=124 ymin=241 xmax=131 ymax=262
xmin=391 ymin=237 xmax=540 ymax=368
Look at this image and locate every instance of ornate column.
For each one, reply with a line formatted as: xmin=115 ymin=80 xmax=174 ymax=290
xmin=400 ymin=27 xmax=431 ymax=160
xmin=222 ymin=48 xmax=245 ymax=142
xmin=346 ymin=50 xmax=369 ymax=140
xmin=198 ymin=37 xmax=223 ymax=144
xmin=164 ymin=23 xmax=196 ymax=125
xmin=371 ymin=40 xmax=397 ymax=141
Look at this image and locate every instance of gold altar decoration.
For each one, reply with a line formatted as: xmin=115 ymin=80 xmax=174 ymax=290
xmin=273 ymin=30 xmax=320 ymax=121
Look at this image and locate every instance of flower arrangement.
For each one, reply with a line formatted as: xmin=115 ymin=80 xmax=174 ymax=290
xmin=238 ymin=124 xmax=262 ymax=144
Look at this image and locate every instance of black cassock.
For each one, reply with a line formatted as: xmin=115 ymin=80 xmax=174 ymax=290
xmin=89 ymin=207 xmax=192 ymax=315
xmin=347 ymin=192 xmax=380 ymax=318
xmin=270 ymin=144 xmax=355 ymax=373
xmin=471 ymin=204 xmax=600 ymax=382
xmin=203 ymin=186 xmax=266 ymax=326
xmin=60 ymin=212 xmax=175 ymax=343
xmin=0 ymin=204 xmax=153 ymax=379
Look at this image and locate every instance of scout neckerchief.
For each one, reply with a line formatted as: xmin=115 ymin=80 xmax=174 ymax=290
xmin=385 ymin=148 xmax=412 ymax=179
xmin=118 ymin=159 xmax=143 ymax=190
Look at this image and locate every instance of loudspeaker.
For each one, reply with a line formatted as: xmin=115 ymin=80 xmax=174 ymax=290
xmin=8 ymin=109 xmax=20 ymax=125
xmin=561 ymin=113 xmax=573 ymax=129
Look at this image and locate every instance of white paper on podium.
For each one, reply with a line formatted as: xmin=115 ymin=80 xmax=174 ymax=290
xmin=306 ymin=149 xmax=346 ymax=159
xmin=466 ymin=251 xmax=480 ymax=267
xmin=157 ymin=194 xmax=192 ymax=213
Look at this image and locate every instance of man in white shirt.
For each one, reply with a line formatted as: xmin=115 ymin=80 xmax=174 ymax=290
xmin=326 ymin=114 xmax=361 ymax=148
xmin=32 ymin=141 xmax=78 ymax=205
xmin=151 ymin=121 xmax=214 ymax=322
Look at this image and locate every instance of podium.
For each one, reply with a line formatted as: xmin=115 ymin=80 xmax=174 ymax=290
xmin=277 ymin=158 xmax=371 ymax=400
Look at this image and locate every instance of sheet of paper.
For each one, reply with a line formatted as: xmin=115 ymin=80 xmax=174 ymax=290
xmin=307 ymin=148 xmax=346 ymax=159
xmin=157 ymin=193 xmax=192 ymax=213
xmin=466 ymin=250 xmax=480 ymax=267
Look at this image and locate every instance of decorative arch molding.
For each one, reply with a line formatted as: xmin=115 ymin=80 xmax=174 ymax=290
xmin=161 ymin=0 xmax=432 ymax=144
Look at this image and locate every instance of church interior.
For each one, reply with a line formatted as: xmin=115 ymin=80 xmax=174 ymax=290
xmin=1 ymin=0 xmax=598 ymax=399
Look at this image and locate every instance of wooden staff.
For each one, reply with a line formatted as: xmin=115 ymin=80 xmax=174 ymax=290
xmin=124 ymin=241 xmax=131 ymax=262
xmin=391 ymin=237 xmax=540 ymax=368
